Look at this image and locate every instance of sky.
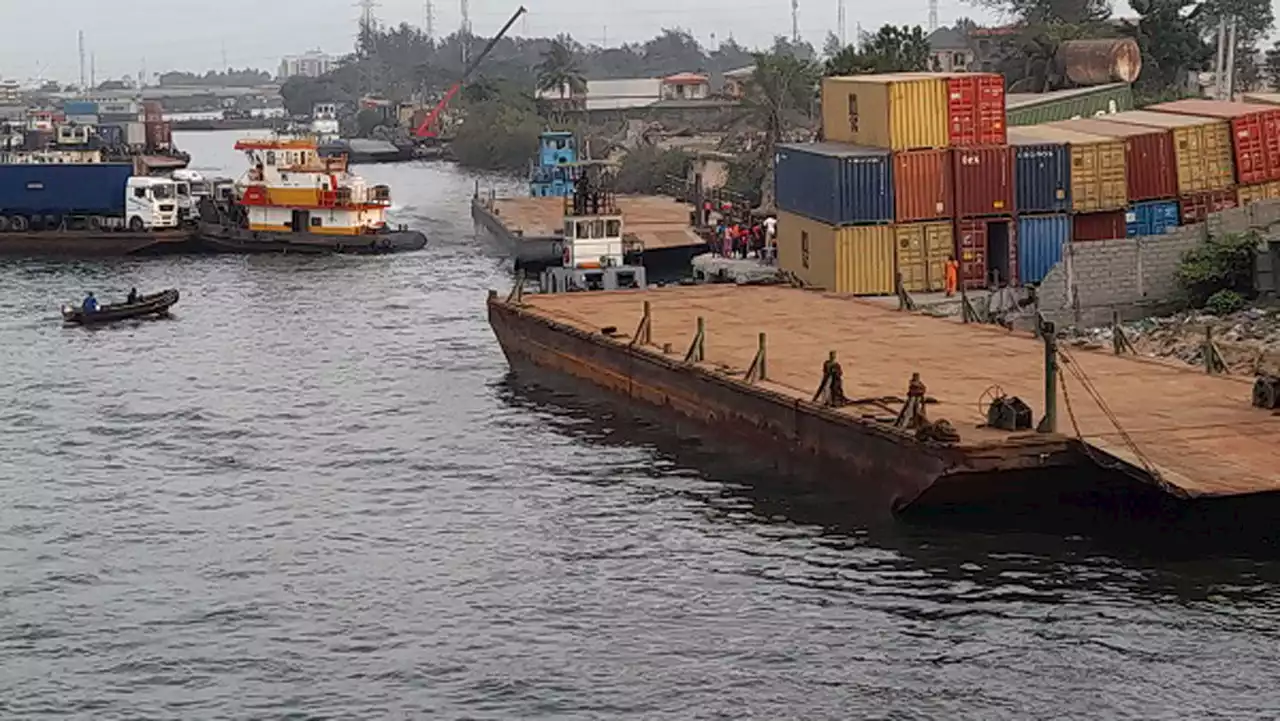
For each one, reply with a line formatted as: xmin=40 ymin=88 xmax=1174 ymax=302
xmin=0 ymin=0 xmax=992 ymax=84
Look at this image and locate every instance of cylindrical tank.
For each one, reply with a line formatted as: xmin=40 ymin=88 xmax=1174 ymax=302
xmin=514 ymin=238 xmax=567 ymax=274
xmin=1059 ymin=38 xmax=1142 ymax=85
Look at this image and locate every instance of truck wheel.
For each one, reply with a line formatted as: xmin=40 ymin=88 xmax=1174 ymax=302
xmin=89 ymin=215 xmax=104 ymax=231
xmin=0 ymin=216 xmax=9 ymax=233
xmin=10 ymin=215 xmax=28 ymax=232
xmin=129 ymin=216 xmax=145 ymax=232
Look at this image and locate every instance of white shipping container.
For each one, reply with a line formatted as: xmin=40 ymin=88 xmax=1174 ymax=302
xmin=99 ymin=101 xmax=139 ymax=116
xmin=66 ymin=114 xmax=98 ymax=126
xmin=125 ymin=122 xmax=146 ymax=147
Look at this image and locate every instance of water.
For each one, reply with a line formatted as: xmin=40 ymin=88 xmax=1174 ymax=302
xmin=2 ymin=131 xmax=1279 ymax=719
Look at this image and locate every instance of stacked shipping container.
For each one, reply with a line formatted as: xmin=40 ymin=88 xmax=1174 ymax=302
xmin=782 ymin=72 xmax=1010 ymax=294
xmin=778 ymin=73 xmax=1280 ymax=295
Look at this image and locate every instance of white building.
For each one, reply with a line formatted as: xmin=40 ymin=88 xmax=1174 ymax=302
xmin=279 ymin=51 xmax=337 ymax=79
xmin=0 ymin=78 xmax=20 ymax=103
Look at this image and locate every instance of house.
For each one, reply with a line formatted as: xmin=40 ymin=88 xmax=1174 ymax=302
xmin=661 ymin=73 xmax=710 ymax=101
xmin=722 ymin=66 xmax=755 ymax=99
xmin=926 ymin=27 xmax=974 ymax=72
xmin=536 ymin=78 xmax=663 ymax=110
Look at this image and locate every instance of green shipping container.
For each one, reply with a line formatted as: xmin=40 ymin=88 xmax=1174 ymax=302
xmin=1006 ymin=83 xmax=1135 ymax=127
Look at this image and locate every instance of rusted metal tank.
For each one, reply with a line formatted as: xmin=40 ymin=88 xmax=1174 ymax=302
xmin=1059 ymin=38 xmax=1142 ymax=86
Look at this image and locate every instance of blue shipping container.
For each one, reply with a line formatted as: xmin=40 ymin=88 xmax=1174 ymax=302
xmin=1017 ymin=214 xmax=1071 ymax=285
xmin=1012 ymin=141 xmax=1070 ymax=214
xmin=96 ymin=125 xmax=124 ymax=146
xmin=1126 ymin=200 xmax=1180 ymax=238
xmin=775 ymin=142 xmax=894 ymax=226
xmin=63 ymin=101 xmax=99 ymax=116
xmin=0 ymin=163 xmax=133 ymax=217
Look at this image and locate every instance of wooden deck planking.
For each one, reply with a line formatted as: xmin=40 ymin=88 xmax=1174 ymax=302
xmin=521 ymin=285 xmax=1280 ymax=499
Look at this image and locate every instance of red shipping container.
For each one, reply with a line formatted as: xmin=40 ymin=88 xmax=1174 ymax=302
xmin=943 ymin=73 xmax=1007 ymax=147
xmin=1055 ymin=117 xmax=1178 ymax=201
xmin=1072 ymin=210 xmax=1127 ymax=241
xmin=892 ymin=149 xmax=952 ymax=222
xmin=1149 ymin=99 xmax=1280 ymax=185
xmin=952 ymin=145 xmax=1014 ymax=218
xmin=956 ymin=218 xmax=1018 ymax=289
xmin=1179 ymin=189 xmax=1239 ymax=224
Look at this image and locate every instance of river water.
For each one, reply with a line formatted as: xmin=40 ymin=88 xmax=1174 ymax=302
xmin=1 ymin=131 xmax=1278 ymax=719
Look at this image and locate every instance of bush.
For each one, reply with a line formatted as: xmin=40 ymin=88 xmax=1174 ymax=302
xmin=1204 ymin=289 xmax=1247 ymax=316
xmin=1175 ymin=232 xmax=1258 ymax=309
xmin=613 ymin=147 xmax=692 ymax=195
xmin=452 ymin=99 xmax=542 ymax=172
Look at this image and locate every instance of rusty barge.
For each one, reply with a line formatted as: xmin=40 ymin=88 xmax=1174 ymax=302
xmin=472 ymin=192 xmax=708 ymax=281
xmin=488 ymin=284 xmax=1280 ymax=518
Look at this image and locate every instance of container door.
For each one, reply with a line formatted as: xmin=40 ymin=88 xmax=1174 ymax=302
xmin=923 ymin=222 xmax=954 ymax=292
xmin=894 ymin=225 xmax=928 ymax=292
xmin=957 ymin=220 xmax=988 ymax=290
xmin=987 ymin=220 xmax=1016 ymax=287
xmin=1071 ymin=145 xmax=1099 ymax=212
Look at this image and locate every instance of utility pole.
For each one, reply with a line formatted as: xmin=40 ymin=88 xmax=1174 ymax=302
xmin=928 ymin=0 xmax=939 ymax=32
xmin=423 ymin=0 xmax=435 ymax=39
xmin=1225 ymin=16 xmax=1238 ymax=100
xmin=460 ymin=0 xmax=471 ymax=35
xmin=1214 ymin=17 xmax=1227 ymax=100
xmin=221 ymin=40 xmax=229 ymax=74
xmin=78 ymin=30 xmax=86 ymax=92
xmin=837 ymin=0 xmax=845 ymax=46
xmin=90 ymin=52 xmax=96 ymax=90
xmin=791 ymin=0 xmax=799 ymax=44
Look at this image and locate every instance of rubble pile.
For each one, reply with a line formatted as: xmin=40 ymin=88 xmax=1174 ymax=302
xmin=1066 ymin=308 xmax=1280 ymax=375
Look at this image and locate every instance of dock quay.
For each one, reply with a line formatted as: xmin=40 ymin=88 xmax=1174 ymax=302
xmin=472 ymin=193 xmax=707 ymax=280
xmin=488 ymin=284 xmax=1280 ymax=516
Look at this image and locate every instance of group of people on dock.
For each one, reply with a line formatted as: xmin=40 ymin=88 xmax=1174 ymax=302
xmin=708 ymin=207 xmax=777 ymax=262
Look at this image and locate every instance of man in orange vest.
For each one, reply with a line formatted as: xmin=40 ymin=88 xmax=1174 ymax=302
xmin=944 ymin=255 xmax=959 ymax=297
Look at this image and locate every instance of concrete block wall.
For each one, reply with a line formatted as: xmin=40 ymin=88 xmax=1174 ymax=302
xmin=1036 ymin=199 xmax=1280 ymax=327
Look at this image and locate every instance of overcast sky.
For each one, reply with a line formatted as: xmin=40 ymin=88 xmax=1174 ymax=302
xmin=0 ymin=0 xmax=995 ymax=83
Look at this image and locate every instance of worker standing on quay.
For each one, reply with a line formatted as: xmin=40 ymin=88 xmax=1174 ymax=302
xmin=945 ymin=255 xmax=959 ymax=297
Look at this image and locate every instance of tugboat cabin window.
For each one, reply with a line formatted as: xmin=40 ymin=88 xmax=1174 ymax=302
xmin=576 ymin=220 xmax=589 ymax=238
xmin=311 ymin=217 xmax=323 ymax=227
xmin=606 ymin=219 xmax=621 ymax=237
xmin=591 ymin=220 xmax=605 ymax=238
xmin=564 ymin=221 xmax=574 ymax=238
xmin=266 ymin=151 xmax=276 ymax=165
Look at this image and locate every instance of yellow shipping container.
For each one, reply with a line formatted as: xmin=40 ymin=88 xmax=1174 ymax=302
xmin=1009 ymin=125 xmax=1127 ymax=212
xmin=778 ymin=211 xmax=897 ymax=295
xmin=1237 ymin=180 xmax=1280 ymax=206
xmin=820 ymin=74 xmax=950 ymax=151
xmin=1098 ymin=110 xmax=1235 ymax=194
xmin=894 ymin=221 xmax=954 ymax=293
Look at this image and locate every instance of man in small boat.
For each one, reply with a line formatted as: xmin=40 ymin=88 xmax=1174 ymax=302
xmin=82 ymin=293 xmax=99 ymax=313
xmin=127 ymin=288 xmax=139 ymax=304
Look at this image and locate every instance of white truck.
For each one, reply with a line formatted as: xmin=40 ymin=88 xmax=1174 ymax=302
xmin=172 ymin=169 xmax=212 ymax=224
xmin=0 ymin=163 xmax=179 ymax=233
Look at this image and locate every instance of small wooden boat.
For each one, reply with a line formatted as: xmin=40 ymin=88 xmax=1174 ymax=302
xmin=62 ymin=289 xmax=180 ymax=325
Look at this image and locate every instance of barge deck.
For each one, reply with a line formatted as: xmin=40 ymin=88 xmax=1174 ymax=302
xmin=473 ymin=194 xmax=707 ymax=279
xmin=489 ymin=285 xmax=1280 ymax=513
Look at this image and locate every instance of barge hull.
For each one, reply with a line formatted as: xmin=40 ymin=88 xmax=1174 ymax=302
xmin=489 ymin=294 xmax=1082 ymax=513
xmin=0 ymin=231 xmax=191 ymax=257
xmin=195 ymin=225 xmax=427 ymax=255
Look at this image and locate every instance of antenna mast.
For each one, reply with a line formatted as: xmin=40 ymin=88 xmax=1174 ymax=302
xmin=837 ymin=0 xmax=846 ymax=46
xmin=424 ymin=0 xmax=435 ymax=39
xmin=928 ymin=0 xmax=939 ymax=32
xmin=791 ymin=0 xmax=799 ymax=44
xmin=78 ymin=31 xmax=86 ymax=91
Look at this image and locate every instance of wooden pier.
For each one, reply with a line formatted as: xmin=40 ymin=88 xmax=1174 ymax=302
xmin=491 ymin=285 xmax=1280 ymax=508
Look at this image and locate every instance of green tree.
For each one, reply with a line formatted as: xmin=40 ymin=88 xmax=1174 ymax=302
xmin=822 ymin=32 xmax=844 ymax=59
xmin=1265 ymin=40 xmax=1280 ymax=89
xmin=739 ymin=51 xmax=819 ymax=210
xmin=452 ymin=90 xmax=543 ymax=171
xmin=824 ymin=25 xmax=932 ymax=76
xmin=1176 ymin=231 xmax=1258 ymax=308
xmin=536 ymin=38 xmax=587 ymax=98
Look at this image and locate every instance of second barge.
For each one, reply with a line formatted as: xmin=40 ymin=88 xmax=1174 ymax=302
xmin=488 ymin=284 xmax=1280 ymax=516
xmin=473 ymin=193 xmax=707 ymax=281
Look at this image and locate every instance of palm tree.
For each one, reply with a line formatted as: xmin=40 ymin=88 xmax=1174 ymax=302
xmin=740 ymin=51 xmax=819 ymax=211
xmin=536 ymin=39 xmax=587 ymax=99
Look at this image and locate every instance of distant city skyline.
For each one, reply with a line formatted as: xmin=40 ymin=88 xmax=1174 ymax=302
xmin=0 ymin=0 xmax=987 ymax=84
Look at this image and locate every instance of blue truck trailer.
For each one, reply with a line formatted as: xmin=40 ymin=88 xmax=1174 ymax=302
xmin=0 ymin=163 xmax=134 ymax=218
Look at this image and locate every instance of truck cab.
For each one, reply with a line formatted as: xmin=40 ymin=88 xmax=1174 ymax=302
xmin=171 ymin=169 xmax=211 ymax=224
xmin=125 ymin=177 xmax=179 ymax=231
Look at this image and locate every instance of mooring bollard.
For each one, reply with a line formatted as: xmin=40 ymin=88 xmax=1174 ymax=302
xmin=745 ymin=332 xmax=768 ymax=383
xmin=684 ymin=316 xmax=705 ymax=363
xmin=1038 ymin=318 xmax=1058 ymax=434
